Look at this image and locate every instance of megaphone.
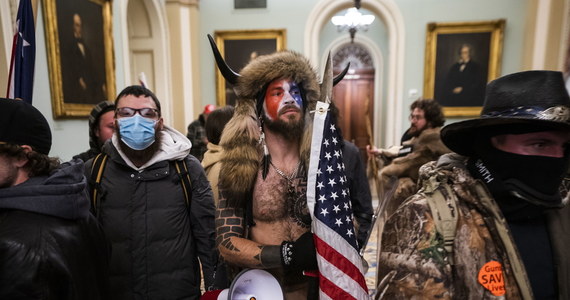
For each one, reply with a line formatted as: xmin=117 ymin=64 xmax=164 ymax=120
xmin=203 ymin=269 xmax=284 ymax=300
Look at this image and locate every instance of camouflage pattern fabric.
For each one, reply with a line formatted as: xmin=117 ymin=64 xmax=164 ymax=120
xmin=376 ymin=153 xmax=530 ymax=299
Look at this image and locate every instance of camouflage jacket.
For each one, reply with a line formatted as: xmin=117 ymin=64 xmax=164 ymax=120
xmin=377 ymin=153 xmax=570 ymax=300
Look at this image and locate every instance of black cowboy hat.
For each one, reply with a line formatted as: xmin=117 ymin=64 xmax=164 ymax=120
xmin=441 ymin=70 xmax=570 ymax=156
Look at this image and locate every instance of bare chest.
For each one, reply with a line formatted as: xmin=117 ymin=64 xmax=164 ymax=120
xmin=251 ymin=168 xmax=310 ymax=239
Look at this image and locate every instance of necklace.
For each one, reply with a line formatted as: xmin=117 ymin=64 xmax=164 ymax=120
xmin=270 ymin=161 xmax=299 ymax=182
xmin=270 ymin=161 xmax=301 ymax=197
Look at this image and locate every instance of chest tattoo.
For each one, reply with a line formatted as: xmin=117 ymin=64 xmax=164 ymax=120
xmin=253 ymin=167 xmax=310 ymax=228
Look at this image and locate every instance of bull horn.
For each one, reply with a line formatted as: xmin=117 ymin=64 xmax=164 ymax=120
xmin=333 ymin=63 xmax=350 ymax=86
xmin=207 ymin=34 xmax=240 ymax=85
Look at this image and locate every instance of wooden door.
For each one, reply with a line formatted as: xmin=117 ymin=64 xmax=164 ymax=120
xmin=333 ymin=68 xmax=375 ymax=161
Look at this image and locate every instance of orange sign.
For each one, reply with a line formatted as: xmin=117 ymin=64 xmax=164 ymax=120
xmin=478 ymin=261 xmax=506 ymax=296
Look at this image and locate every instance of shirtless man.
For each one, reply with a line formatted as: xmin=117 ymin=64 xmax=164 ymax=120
xmin=210 ymin=43 xmax=321 ymax=299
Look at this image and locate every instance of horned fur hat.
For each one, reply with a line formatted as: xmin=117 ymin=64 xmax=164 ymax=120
xmin=208 ymin=38 xmax=318 ymax=206
xmin=208 ymin=35 xmax=348 ymax=207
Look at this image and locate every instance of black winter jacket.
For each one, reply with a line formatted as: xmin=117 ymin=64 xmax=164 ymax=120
xmin=86 ymin=138 xmax=217 ymax=300
xmin=342 ymin=140 xmax=373 ymax=250
xmin=0 ymin=159 xmax=110 ymax=299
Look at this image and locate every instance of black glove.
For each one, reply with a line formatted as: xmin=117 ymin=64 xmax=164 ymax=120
xmin=280 ymin=231 xmax=318 ymax=271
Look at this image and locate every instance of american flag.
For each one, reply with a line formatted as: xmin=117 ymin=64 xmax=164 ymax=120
xmin=7 ymin=0 xmax=35 ymax=104
xmin=307 ymin=101 xmax=369 ymax=299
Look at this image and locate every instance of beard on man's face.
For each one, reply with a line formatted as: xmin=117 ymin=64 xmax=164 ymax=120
xmin=408 ymin=122 xmax=428 ymax=137
xmin=262 ymin=105 xmax=305 ymax=141
xmin=116 ymin=128 xmax=162 ymax=163
xmin=408 ymin=125 xmax=421 ymax=137
xmin=0 ymin=161 xmax=18 ymax=188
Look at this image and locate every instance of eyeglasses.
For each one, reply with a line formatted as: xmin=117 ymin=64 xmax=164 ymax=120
xmin=408 ymin=114 xmax=424 ymax=121
xmin=116 ymin=107 xmax=159 ymax=118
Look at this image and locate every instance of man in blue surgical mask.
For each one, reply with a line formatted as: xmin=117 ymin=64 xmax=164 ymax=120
xmin=84 ymin=85 xmax=225 ymax=299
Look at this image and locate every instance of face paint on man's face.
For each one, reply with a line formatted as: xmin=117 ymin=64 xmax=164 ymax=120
xmin=264 ymin=79 xmax=303 ymax=120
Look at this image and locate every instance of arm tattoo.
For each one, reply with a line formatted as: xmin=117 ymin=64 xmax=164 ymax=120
xmin=215 ymin=197 xmax=245 ymax=252
xmin=216 ymin=190 xmax=281 ymax=268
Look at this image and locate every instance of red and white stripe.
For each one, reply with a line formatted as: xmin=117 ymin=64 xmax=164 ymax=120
xmin=308 ymin=101 xmax=369 ymax=299
xmin=313 ymin=218 xmax=369 ymax=299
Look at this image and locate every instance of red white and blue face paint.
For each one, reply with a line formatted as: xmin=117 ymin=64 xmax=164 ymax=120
xmin=264 ymin=79 xmax=303 ymax=120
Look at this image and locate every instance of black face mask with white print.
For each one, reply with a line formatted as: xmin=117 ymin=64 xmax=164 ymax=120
xmin=467 ymin=147 xmax=569 ymax=220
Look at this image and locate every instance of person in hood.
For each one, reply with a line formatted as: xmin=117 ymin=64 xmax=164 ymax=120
xmin=0 ymin=98 xmax=110 ymax=299
xmin=73 ymin=100 xmax=115 ymax=162
xmin=187 ymin=104 xmax=216 ymax=161
xmin=377 ymin=71 xmax=570 ymax=299
xmin=84 ymin=86 xmax=220 ymax=299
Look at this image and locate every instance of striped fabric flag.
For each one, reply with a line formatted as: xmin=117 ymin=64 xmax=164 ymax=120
xmin=307 ymin=101 xmax=369 ymax=299
xmin=7 ymin=0 xmax=35 ymax=103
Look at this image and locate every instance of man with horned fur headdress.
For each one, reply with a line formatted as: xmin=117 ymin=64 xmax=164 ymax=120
xmin=209 ymin=36 xmax=333 ymax=299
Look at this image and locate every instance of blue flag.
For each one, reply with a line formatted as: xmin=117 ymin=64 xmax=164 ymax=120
xmin=7 ymin=0 xmax=35 ymax=104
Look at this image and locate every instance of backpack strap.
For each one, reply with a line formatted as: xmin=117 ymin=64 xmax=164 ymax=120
xmin=473 ymin=182 xmax=534 ymax=300
xmin=174 ymin=159 xmax=192 ymax=207
xmin=424 ymin=175 xmax=459 ymax=265
xmin=90 ymin=153 xmax=109 ymax=213
xmin=89 ymin=155 xmax=192 ymax=212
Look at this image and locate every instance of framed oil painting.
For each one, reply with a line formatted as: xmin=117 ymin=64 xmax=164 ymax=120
xmin=43 ymin=0 xmax=115 ymax=118
xmin=423 ymin=19 xmax=505 ymax=117
xmin=214 ymin=29 xmax=286 ymax=106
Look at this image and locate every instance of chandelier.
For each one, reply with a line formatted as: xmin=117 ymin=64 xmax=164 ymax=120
xmin=331 ymin=7 xmax=375 ymax=43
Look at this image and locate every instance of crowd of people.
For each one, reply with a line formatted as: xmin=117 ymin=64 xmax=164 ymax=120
xmin=1 ymin=43 xmax=570 ymax=299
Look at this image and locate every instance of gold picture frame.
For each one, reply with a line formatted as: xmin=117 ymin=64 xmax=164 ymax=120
xmin=423 ymin=19 xmax=505 ymax=117
xmin=214 ymin=29 xmax=286 ymax=106
xmin=42 ymin=0 xmax=115 ymax=119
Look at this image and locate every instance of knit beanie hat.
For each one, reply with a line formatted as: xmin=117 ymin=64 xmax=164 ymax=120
xmin=88 ymin=100 xmax=115 ymax=149
xmin=0 ymin=98 xmax=52 ymax=155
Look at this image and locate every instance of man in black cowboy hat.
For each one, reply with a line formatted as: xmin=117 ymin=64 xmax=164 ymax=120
xmin=376 ymin=70 xmax=570 ymax=299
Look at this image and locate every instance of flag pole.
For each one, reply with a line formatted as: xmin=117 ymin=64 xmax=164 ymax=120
xmin=31 ymin=0 xmax=38 ymax=25
xmin=308 ymin=53 xmax=369 ymax=299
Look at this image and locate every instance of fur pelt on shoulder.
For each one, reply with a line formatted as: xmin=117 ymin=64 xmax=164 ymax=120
xmin=381 ymin=127 xmax=451 ymax=182
xmin=219 ymin=51 xmax=320 ymax=208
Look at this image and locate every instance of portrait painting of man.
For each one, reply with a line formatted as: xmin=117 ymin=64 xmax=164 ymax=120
xmin=423 ymin=20 xmax=505 ymax=117
xmin=434 ymin=32 xmax=490 ymax=107
xmin=43 ymin=0 xmax=115 ymax=118
xmin=56 ymin=0 xmax=107 ymax=105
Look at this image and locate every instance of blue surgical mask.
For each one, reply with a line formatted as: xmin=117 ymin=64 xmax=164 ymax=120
xmin=118 ymin=114 xmax=157 ymax=150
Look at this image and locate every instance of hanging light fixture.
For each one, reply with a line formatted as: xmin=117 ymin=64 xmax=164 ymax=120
xmin=331 ymin=7 xmax=375 ymax=43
